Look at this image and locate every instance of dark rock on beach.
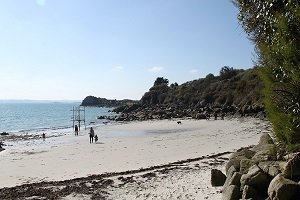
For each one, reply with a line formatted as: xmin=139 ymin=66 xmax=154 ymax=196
xmin=211 ymin=169 xmax=226 ymax=186
xmin=1 ymin=132 xmax=9 ymax=136
xmin=0 ymin=141 xmax=4 ymax=152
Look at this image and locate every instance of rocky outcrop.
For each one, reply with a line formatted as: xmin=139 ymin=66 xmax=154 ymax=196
xmin=84 ymin=68 xmax=265 ymax=122
xmin=81 ymin=96 xmax=138 ymax=107
xmin=212 ymin=133 xmax=300 ymax=200
xmin=112 ymin=103 xmax=265 ymax=122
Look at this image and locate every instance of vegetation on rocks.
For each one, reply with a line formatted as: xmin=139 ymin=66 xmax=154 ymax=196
xmin=141 ymin=67 xmax=262 ymax=108
xmin=233 ymin=0 xmax=300 ymax=151
xmin=111 ymin=67 xmax=264 ymax=121
xmin=81 ymin=96 xmax=138 ymax=107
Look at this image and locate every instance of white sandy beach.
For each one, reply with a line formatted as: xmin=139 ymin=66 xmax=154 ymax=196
xmin=0 ymin=118 xmax=271 ymax=199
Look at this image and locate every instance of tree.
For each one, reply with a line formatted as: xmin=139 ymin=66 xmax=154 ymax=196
xmin=154 ymin=77 xmax=169 ymax=86
xmin=219 ymin=66 xmax=237 ymax=80
xmin=141 ymin=77 xmax=170 ymax=105
xmin=233 ymin=0 xmax=300 ymax=150
xmin=170 ymin=82 xmax=179 ymax=88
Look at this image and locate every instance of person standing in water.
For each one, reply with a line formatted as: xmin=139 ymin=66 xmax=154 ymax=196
xmin=89 ymin=127 xmax=95 ymax=143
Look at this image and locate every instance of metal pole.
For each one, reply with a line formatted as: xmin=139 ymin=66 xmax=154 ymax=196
xmin=72 ymin=106 xmax=75 ymax=131
xmin=84 ymin=106 xmax=86 ymax=130
xmin=78 ymin=106 xmax=81 ymax=131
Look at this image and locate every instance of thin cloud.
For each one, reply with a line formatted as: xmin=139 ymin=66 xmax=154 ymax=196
xmin=36 ymin=0 xmax=46 ymax=6
xmin=189 ymin=69 xmax=199 ymax=74
xmin=148 ymin=66 xmax=163 ymax=73
xmin=112 ymin=66 xmax=124 ymax=71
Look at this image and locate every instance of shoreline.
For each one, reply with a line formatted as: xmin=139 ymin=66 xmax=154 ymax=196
xmin=0 ymin=118 xmax=271 ymax=198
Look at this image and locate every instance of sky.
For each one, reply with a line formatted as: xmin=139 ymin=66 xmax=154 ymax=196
xmin=0 ymin=0 xmax=255 ymax=101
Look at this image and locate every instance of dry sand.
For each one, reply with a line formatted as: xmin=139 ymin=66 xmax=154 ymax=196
xmin=0 ymin=118 xmax=271 ymax=199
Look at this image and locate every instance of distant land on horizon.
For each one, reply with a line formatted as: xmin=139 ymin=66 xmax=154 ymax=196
xmin=0 ymin=99 xmax=82 ymax=104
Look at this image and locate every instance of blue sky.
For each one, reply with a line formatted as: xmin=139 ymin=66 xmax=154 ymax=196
xmin=0 ymin=0 xmax=254 ymax=100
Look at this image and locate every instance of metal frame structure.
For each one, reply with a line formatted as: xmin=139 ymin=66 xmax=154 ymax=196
xmin=71 ymin=106 xmax=86 ymax=131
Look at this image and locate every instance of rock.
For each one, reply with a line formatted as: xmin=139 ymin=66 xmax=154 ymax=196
xmin=222 ymin=185 xmax=241 ymax=200
xmin=226 ymin=165 xmax=238 ymax=177
xmin=242 ymin=185 xmax=264 ymax=200
xmin=258 ymin=133 xmax=274 ymax=146
xmin=240 ymin=159 xmax=255 ymax=174
xmin=222 ymin=172 xmax=242 ymax=191
xmin=225 ymin=159 xmax=242 ymax=174
xmin=268 ymin=174 xmax=300 ymax=200
xmin=258 ymin=161 xmax=285 ymax=177
xmin=226 ymin=148 xmax=255 ymax=173
xmin=284 ymin=153 xmax=298 ymax=161
xmin=240 ymin=165 xmax=271 ymax=195
xmin=229 ymin=148 xmax=255 ymax=160
xmin=0 ymin=132 xmax=9 ymax=136
xmin=97 ymin=115 xmax=106 ymax=119
xmin=252 ymin=144 xmax=277 ymax=162
xmin=195 ymin=113 xmax=207 ymax=119
xmin=211 ymin=169 xmax=226 ymax=187
xmin=0 ymin=141 xmax=4 ymax=151
xmin=283 ymin=152 xmax=300 ymax=180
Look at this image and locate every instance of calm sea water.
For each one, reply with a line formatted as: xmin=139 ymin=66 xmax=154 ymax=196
xmin=0 ymin=102 xmax=115 ymax=134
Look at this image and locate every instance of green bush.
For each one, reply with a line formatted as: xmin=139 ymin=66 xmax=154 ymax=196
xmin=233 ymin=0 xmax=300 ymax=150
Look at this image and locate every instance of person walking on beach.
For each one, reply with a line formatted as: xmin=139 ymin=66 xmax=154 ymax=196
xmin=74 ymin=125 xmax=79 ymax=136
xmin=94 ymin=134 xmax=98 ymax=143
xmin=89 ymin=127 xmax=95 ymax=143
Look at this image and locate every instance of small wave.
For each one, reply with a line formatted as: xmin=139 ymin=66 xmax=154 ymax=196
xmin=16 ymin=121 xmax=107 ymax=134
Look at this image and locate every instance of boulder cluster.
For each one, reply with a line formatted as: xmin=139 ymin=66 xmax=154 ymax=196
xmin=112 ymin=104 xmax=265 ymax=122
xmin=211 ymin=133 xmax=300 ymax=199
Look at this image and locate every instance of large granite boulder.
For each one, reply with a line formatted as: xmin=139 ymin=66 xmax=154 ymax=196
xmin=222 ymin=172 xmax=242 ymax=191
xmin=251 ymin=133 xmax=277 ymax=162
xmin=225 ymin=148 xmax=255 ymax=173
xmin=229 ymin=148 xmax=256 ymax=160
xmin=268 ymin=174 xmax=300 ymax=200
xmin=242 ymin=185 xmax=264 ymax=200
xmin=258 ymin=161 xmax=285 ymax=177
xmin=226 ymin=165 xmax=238 ymax=177
xmin=240 ymin=158 xmax=255 ymax=174
xmin=240 ymin=165 xmax=271 ymax=195
xmin=211 ymin=169 xmax=226 ymax=187
xmin=222 ymin=185 xmax=241 ymax=200
xmin=252 ymin=144 xmax=277 ymax=162
xmin=283 ymin=152 xmax=300 ymax=180
xmin=258 ymin=133 xmax=274 ymax=146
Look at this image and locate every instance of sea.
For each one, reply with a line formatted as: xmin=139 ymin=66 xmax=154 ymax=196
xmin=0 ymin=102 xmax=116 ymax=135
